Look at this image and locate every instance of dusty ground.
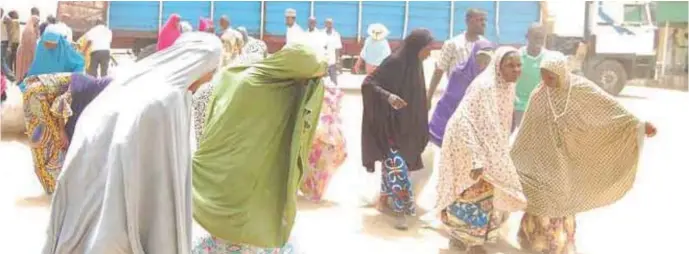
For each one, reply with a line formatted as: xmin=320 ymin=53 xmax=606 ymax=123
xmin=2 ymin=67 xmax=688 ymax=253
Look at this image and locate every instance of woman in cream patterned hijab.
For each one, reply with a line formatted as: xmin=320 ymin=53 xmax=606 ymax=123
xmin=511 ymin=53 xmax=657 ymax=254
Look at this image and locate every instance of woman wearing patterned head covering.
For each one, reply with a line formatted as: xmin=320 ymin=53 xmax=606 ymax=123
xmin=437 ymin=47 xmax=527 ymax=254
xmin=237 ymin=26 xmax=268 ymax=63
xmin=21 ymin=73 xmax=112 ymax=195
xmin=43 ymin=32 xmax=223 ymax=254
xmin=361 ymin=28 xmax=434 ymax=230
xmin=190 ymin=29 xmax=248 ymax=144
xmin=157 ymin=14 xmax=182 ymax=51
xmin=511 ymin=53 xmax=656 ymax=254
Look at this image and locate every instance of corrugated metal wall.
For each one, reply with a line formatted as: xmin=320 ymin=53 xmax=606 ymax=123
xmin=109 ymin=1 xmax=159 ymax=31
xmin=265 ymin=1 xmax=310 ymax=36
xmin=408 ymin=1 xmax=451 ymax=41
xmin=107 ymin=1 xmax=539 ymax=44
xmin=213 ymin=1 xmax=262 ymax=34
xmin=162 ymin=1 xmax=211 ymax=30
xmin=313 ymin=1 xmax=359 ymax=38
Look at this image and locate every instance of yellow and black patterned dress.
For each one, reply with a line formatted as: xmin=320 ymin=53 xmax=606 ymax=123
xmin=22 ymin=73 xmax=73 ymax=194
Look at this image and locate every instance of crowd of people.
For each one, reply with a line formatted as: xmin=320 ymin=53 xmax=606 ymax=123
xmin=0 ymin=5 xmax=659 ymax=254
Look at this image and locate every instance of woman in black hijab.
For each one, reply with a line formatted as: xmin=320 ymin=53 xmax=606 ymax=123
xmin=361 ymin=28 xmax=433 ymax=230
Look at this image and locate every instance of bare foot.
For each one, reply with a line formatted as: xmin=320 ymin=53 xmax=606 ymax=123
xmin=449 ymin=238 xmax=467 ymax=251
xmin=467 ymin=246 xmax=487 ymax=254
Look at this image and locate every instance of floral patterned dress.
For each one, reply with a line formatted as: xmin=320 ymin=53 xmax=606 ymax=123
xmin=436 ymin=47 xmax=526 ymax=246
xmin=22 ymin=73 xmax=73 ymax=194
xmin=300 ymin=82 xmax=347 ymax=202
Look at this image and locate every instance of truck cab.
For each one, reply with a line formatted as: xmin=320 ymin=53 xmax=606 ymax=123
xmin=547 ymin=1 xmax=657 ymax=95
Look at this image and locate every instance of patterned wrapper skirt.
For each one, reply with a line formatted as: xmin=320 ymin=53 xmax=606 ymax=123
xmin=440 ymin=180 xmax=508 ymax=247
xmin=378 ymin=149 xmax=416 ymax=216
xmin=22 ymin=74 xmax=72 ymax=194
xmin=300 ymin=86 xmax=346 ymax=202
xmin=192 ymin=223 xmax=301 ymax=254
xmin=518 ymin=213 xmax=576 ymax=254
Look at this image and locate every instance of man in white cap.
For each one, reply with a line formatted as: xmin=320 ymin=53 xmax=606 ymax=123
xmin=284 ymin=8 xmax=304 ymax=46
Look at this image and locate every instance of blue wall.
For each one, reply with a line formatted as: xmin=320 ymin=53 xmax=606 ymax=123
xmin=498 ymin=1 xmax=540 ymax=44
xmin=109 ymin=1 xmax=160 ymax=31
xmin=108 ymin=1 xmax=540 ymax=44
xmin=265 ymin=1 xmax=310 ymax=36
xmin=361 ymin=1 xmax=405 ymax=40
xmin=313 ymin=1 xmax=359 ymax=38
xmin=162 ymin=1 xmax=211 ymax=30
xmin=213 ymin=1 xmax=262 ymax=34
xmin=408 ymin=1 xmax=451 ymax=40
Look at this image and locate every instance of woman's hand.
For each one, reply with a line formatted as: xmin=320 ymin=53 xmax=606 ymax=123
xmin=387 ymin=94 xmax=407 ymax=110
xmin=644 ymin=122 xmax=657 ymax=138
xmin=470 ymin=168 xmax=483 ymax=180
xmin=60 ymin=131 xmax=70 ymax=149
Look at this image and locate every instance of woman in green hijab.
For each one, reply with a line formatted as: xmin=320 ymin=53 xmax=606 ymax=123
xmin=192 ymin=43 xmax=327 ymax=252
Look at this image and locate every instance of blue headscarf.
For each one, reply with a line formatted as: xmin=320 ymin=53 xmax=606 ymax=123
xmin=20 ymin=29 xmax=85 ymax=92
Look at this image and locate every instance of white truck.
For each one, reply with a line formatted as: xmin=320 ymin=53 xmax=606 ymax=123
xmin=547 ymin=1 xmax=657 ymax=95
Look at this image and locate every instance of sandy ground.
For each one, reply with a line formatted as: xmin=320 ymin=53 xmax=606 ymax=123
xmin=1 ymin=55 xmax=688 ymax=253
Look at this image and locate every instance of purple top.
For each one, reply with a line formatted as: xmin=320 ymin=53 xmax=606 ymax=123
xmin=428 ymin=40 xmax=494 ymax=146
xmin=66 ymin=73 xmax=112 ymax=141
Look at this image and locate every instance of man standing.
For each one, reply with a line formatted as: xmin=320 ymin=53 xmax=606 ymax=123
xmin=53 ymin=14 xmax=73 ymax=42
xmin=84 ymin=19 xmax=113 ymax=77
xmin=6 ymin=10 xmax=20 ymax=73
xmin=218 ymin=15 xmax=233 ymax=35
xmin=0 ymin=8 xmax=14 ymax=81
xmin=31 ymin=7 xmax=40 ymax=18
xmin=324 ymin=18 xmax=342 ymax=85
xmin=513 ymin=23 xmax=548 ymax=132
xmin=427 ymin=8 xmax=487 ymax=105
xmin=284 ymin=8 xmax=303 ymax=46
xmin=39 ymin=15 xmax=57 ymax=36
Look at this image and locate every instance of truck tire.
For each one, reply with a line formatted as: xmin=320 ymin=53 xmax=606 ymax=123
xmin=588 ymin=60 xmax=628 ymax=96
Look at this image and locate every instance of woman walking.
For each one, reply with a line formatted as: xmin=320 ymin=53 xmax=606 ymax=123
xmin=511 ymin=54 xmax=657 ymax=254
xmin=22 ymin=73 xmax=113 ymax=194
xmin=436 ymin=47 xmax=527 ymax=254
xmin=15 ymin=15 xmax=40 ymax=81
xmin=429 ymin=40 xmax=494 ymax=146
xmin=361 ymin=28 xmax=433 ymax=230
xmin=43 ymin=32 xmax=222 ymax=254
xmin=300 ymin=79 xmax=347 ymax=202
xmin=354 ymin=23 xmax=392 ymax=75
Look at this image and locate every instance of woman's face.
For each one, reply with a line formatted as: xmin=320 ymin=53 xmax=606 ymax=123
xmin=499 ymin=52 xmax=522 ymax=83
xmin=540 ymin=68 xmax=559 ymax=88
xmin=418 ymin=45 xmax=432 ymax=61
xmin=476 ymin=53 xmax=491 ymax=71
xmin=44 ymin=41 xmax=58 ymax=49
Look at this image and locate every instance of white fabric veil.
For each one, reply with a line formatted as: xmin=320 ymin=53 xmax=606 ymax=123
xmin=43 ymin=32 xmax=222 ymax=254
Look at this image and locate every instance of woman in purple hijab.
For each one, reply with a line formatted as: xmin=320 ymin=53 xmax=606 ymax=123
xmin=65 ymin=73 xmax=112 ymax=140
xmin=429 ymin=40 xmax=495 ymax=146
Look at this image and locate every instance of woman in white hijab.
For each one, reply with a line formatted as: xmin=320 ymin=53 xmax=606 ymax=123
xmin=42 ymin=32 xmax=223 ymax=254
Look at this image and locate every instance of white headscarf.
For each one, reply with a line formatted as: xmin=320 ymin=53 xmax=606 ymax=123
xmin=180 ymin=21 xmax=193 ymax=33
xmin=43 ymin=32 xmax=222 ymax=254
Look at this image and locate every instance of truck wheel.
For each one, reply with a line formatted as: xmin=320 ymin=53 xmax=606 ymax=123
xmin=590 ymin=60 xmax=628 ymax=96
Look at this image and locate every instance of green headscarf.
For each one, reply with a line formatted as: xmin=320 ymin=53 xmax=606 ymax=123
xmin=192 ymin=43 xmax=327 ymax=248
